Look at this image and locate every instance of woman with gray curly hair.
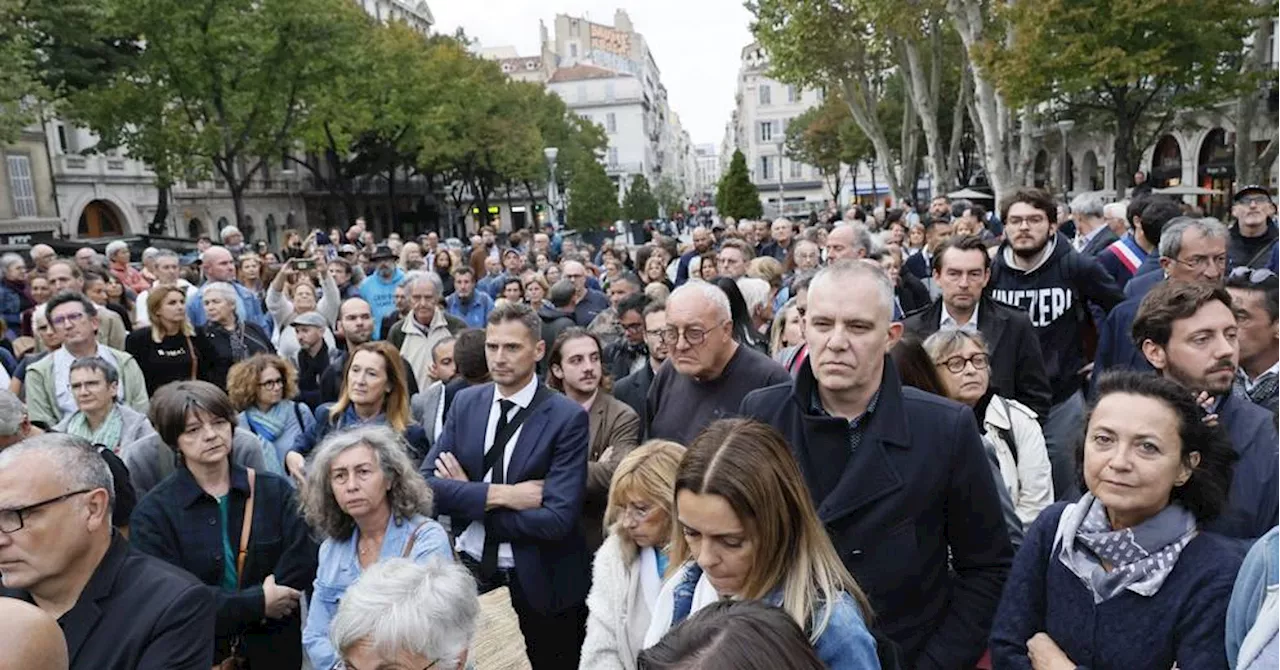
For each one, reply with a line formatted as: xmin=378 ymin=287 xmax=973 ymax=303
xmin=300 ymin=425 xmax=453 ymax=670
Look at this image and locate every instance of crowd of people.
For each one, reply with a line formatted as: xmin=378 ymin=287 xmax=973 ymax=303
xmin=0 ymin=183 xmax=1276 ymax=670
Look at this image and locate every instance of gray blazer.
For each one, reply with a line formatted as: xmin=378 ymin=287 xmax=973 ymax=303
xmin=54 ymin=405 xmax=157 ymax=453
xmin=121 ymin=430 xmax=267 ymax=496
xmin=410 ymin=381 xmax=447 ymax=451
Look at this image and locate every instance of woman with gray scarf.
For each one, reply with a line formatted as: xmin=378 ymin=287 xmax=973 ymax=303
xmin=990 ymin=371 xmax=1242 ymax=670
xmin=195 ymin=282 xmax=272 ymax=389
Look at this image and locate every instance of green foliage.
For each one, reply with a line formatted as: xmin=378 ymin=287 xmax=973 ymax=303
xmin=566 ymin=155 xmax=619 ymax=232
xmin=0 ymin=0 xmax=42 ymax=143
xmin=981 ymin=0 xmax=1272 ymax=182
xmin=653 ymin=176 xmax=685 ymax=219
xmin=716 ymin=150 xmax=763 ymax=220
xmin=622 ymin=174 xmax=658 ymax=222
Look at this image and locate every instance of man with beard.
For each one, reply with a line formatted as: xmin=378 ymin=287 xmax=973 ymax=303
xmin=601 ymin=292 xmax=648 ymax=378
xmin=674 ymin=226 xmax=714 ymax=286
xmin=546 ymin=328 xmax=639 ymax=550
xmin=988 ymin=188 xmax=1125 ymax=501
xmin=613 ymin=299 xmax=667 ymax=420
xmin=1132 ymin=281 xmax=1278 ymax=542
xmin=358 ymin=245 xmax=405 ymax=339
xmin=1227 ymin=185 xmax=1278 ymax=270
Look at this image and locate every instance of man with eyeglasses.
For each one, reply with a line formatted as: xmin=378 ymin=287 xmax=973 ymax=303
xmin=1228 ymin=185 xmax=1278 ymax=270
xmin=741 ymin=260 xmax=1012 ymax=669
xmin=562 ymin=260 xmax=610 ymax=328
xmin=0 ymin=433 xmax=216 ymax=669
xmin=645 ymin=282 xmax=788 ymax=444
xmin=989 ymin=188 xmax=1125 ymax=501
xmin=614 ymin=299 xmax=668 ymax=421
xmin=1225 ymin=267 xmax=1279 ymax=416
xmin=387 ymin=273 xmax=466 ymax=384
xmin=1094 ymin=216 xmax=1231 ymax=381
xmin=1131 ymin=280 xmax=1279 ymax=542
xmin=25 ymin=292 xmax=148 ymax=429
xmin=602 ymin=292 xmax=650 ymax=381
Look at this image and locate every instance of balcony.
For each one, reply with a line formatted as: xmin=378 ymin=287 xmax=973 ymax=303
xmin=604 ymin=161 xmax=643 ymax=176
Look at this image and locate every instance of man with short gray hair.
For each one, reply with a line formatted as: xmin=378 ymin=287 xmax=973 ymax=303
xmin=826 ymin=223 xmax=873 ymax=261
xmin=0 ymin=434 xmax=215 ymax=669
xmin=1068 ymin=192 xmax=1118 ymax=257
xmin=388 ymin=272 xmax=466 ymax=383
xmin=645 ymin=282 xmax=789 ymax=443
xmin=220 ymin=224 xmax=246 ymax=255
xmin=740 ymin=260 xmax=1012 ymax=668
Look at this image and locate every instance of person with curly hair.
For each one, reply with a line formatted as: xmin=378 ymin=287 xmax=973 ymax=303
xmin=300 ymin=426 xmax=453 ymax=670
xmin=227 ymin=354 xmax=315 ymax=475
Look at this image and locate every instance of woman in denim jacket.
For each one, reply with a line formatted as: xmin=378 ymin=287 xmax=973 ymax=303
xmin=641 ymin=419 xmax=881 ymax=669
xmin=1226 ymin=527 xmax=1278 ymax=669
xmin=299 ymin=425 xmax=453 ymax=670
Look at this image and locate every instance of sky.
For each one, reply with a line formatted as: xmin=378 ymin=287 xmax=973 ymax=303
xmin=429 ymin=0 xmax=755 ymax=148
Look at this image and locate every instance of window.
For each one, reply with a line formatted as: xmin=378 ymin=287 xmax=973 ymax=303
xmin=6 ymin=155 xmax=37 ymax=218
xmin=759 ymin=120 xmax=774 ymax=143
xmin=56 ymin=125 xmax=69 ymax=153
xmin=607 ymin=112 xmax=617 ymax=133
xmin=1270 ymin=19 xmax=1278 ymax=64
xmin=608 ymin=147 xmax=618 ymax=166
xmin=759 ymin=156 xmax=772 ymax=181
xmin=790 ymin=159 xmax=803 ymax=179
xmin=576 ymin=84 xmax=587 ymax=103
xmin=605 ymin=82 xmax=615 ymax=101
xmin=758 ymin=85 xmax=771 ymax=106
xmin=569 ymin=43 xmax=578 ymax=58
xmin=787 ymin=86 xmax=798 ymax=103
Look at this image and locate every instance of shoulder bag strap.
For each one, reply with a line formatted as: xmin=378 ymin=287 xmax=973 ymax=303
xmin=400 ymin=520 xmax=432 ymax=558
xmin=995 ymin=396 xmax=1019 ymax=466
xmin=235 ymin=468 xmax=256 ymax=588
xmin=185 ymin=334 xmax=198 ymax=380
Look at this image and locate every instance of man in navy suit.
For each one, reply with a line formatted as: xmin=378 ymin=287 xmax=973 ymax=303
xmin=423 ymin=302 xmax=591 ymax=670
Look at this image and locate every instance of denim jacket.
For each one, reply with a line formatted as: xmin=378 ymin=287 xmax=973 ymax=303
xmin=666 ymin=563 xmax=880 ymax=670
xmin=1227 ymin=527 xmax=1279 ymax=669
xmin=303 ymin=513 xmax=453 ymax=670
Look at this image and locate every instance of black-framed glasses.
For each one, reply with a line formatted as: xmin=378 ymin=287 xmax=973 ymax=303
xmin=258 ymin=378 xmax=284 ymax=389
xmin=1229 ymin=267 xmax=1277 ymax=284
xmin=0 ymin=489 xmax=95 ymax=533
xmin=621 ymin=322 xmax=645 ymax=334
xmin=660 ymin=321 xmax=727 ymax=346
xmin=1006 ymin=215 xmax=1049 ymax=228
xmin=936 ymin=353 xmax=990 ymax=374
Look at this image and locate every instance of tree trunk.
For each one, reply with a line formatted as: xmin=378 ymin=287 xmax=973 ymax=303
xmin=150 ymin=182 xmax=170 ymax=236
xmin=837 ymin=79 xmax=905 ymax=200
xmin=386 ymin=163 xmax=399 ymax=234
xmin=900 ymin=82 xmax=921 ymax=202
xmin=947 ymin=0 xmax=1013 ymax=203
xmin=1113 ymin=111 xmax=1138 ymax=195
xmin=898 ymin=29 xmax=953 ymax=195
xmin=948 ymin=67 xmax=971 ymax=185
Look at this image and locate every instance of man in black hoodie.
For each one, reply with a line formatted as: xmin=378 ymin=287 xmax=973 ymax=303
xmin=538 ymin=279 xmax=577 ymax=373
xmin=988 ymin=188 xmax=1125 ymax=501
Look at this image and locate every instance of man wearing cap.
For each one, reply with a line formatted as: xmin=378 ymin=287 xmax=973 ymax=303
xmin=358 ymin=245 xmax=404 ymax=340
xmin=292 ymin=311 xmax=330 ymax=409
xmin=483 ymin=248 xmax=527 ymax=300
xmin=1229 ymin=185 xmax=1278 ymax=270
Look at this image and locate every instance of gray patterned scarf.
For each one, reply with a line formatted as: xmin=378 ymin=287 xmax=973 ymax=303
xmin=1054 ymin=493 xmax=1197 ymax=604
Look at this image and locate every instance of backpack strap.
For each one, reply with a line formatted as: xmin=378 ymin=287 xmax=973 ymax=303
xmin=994 ymin=396 xmax=1020 ymax=466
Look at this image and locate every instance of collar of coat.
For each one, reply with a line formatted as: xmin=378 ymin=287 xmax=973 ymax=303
xmin=792 ymin=353 xmax=913 ymax=449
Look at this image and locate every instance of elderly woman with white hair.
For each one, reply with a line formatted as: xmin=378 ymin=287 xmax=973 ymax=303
xmin=196 ymin=281 xmax=272 ymax=389
xmin=0 ymin=252 xmax=32 ymax=340
xmin=329 ymin=558 xmax=479 ymax=670
xmin=104 ymin=240 xmax=150 ymax=295
xmin=301 ymin=425 xmax=453 ymax=670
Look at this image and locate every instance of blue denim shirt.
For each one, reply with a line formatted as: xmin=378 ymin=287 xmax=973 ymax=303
xmin=303 ymin=514 xmax=453 ymax=670
xmin=668 ymin=563 xmax=880 ymax=670
xmin=445 ymin=291 xmax=494 ymax=329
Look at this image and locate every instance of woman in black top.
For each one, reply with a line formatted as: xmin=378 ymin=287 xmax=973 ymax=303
xmin=433 ymin=249 xmax=455 ymax=297
xmin=197 ymin=282 xmax=272 ymax=389
xmin=125 ymin=285 xmax=201 ymax=395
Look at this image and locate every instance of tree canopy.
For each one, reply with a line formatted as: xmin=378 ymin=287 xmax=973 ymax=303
xmin=716 ymin=150 xmax=763 ymax=220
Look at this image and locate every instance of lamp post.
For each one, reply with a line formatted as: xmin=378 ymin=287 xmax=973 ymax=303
xmin=544 ymin=147 xmax=561 ymax=230
xmin=775 ymin=140 xmax=786 ymax=218
xmin=1057 ymin=119 xmax=1075 ymax=197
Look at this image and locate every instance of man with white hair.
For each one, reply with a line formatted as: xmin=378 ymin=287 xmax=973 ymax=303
xmin=1068 ymin=193 xmax=1118 ymax=257
xmin=329 ymin=558 xmax=479 ymax=670
xmin=133 ymin=249 xmax=198 ymax=328
xmin=387 ymin=272 xmax=466 ymax=383
xmin=1101 ymin=201 xmax=1128 ymax=239
xmin=220 ymin=224 xmax=246 ymax=256
xmin=29 ymin=244 xmax=56 ymax=278
xmin=0 ymin=434 xmax=216 ymax=668
xmin=761 ymin=217 xmax=795 ymax=262
xmin=736 ymin=276 xmax=773 ymax=334
xmin=185 ymin=246 xmax=272 ymax=332
xmin=826 ymin=222 xmax=873 ymax=261
xmin=645 ymin=281 xmax=789 ymax=443
xmin=74 ymin=247 xmax=97 ymax=272
xmin=104 ymin=241 xmax=149 ymax=295
xmin=740 ymin=260 xmax=1012 ymax=668
xmin=736 ymin=219 xmax=760 ymax=253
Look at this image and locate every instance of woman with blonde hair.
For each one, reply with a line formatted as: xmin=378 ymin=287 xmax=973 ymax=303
xmin=642 ymin=419 xmax=879 ymax=669
xmin=125 ymin=284 xmax=200 ymax=395
xmin=228 ymin=353 xmax=315 ymax=473
xmin=300 ymin=426 xmax=453 ymax=670
xmin=581 ymin=440 xmax=687 ymax=670
xmin=769 ymin=298 xmax=803 ymax=358
xmin=290 ymin=341 xmax=427 ymax=477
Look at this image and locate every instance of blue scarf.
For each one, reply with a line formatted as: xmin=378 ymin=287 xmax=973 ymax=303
xmin=337 ymin=404 xmax=388 ymax=430
xmin=244 ymin=402 xmax=290 ymax=444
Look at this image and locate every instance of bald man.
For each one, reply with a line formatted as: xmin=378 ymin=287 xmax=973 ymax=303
xmin=184 ymin=246 xmax=272 ymax=332
xmin=0 ymin=598 xmax=68 ymax=670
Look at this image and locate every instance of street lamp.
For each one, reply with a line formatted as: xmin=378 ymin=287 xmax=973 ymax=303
xmin=544 ymin=147 xmax=562 ymax=230
xmin=775 ymin=140 xmax=786 ymax=218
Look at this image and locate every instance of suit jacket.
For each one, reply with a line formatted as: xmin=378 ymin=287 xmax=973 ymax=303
xmin=584 ymin=392 xmax=641 ymax=549
xmin=904 ymin=250 xmax=931 ymax=280
xmin=739 ymin=357 xmax=1013 ymax=669
xmin=1 ymin=534 xmax=216 ymax=670
xmin=1079 ymin=226 xmax=1120 ymax=258
xmin=903 ymin=297 xmax=1053 ymax=419
xmin=422 ymin=382 xmax=592 ymax=614
xmin=613 ymin=362 xmax=655 ymax=421
xmin=96 ymin=307 xmax=126 ymax=350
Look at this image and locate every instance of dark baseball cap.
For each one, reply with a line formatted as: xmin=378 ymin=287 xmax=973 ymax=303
xmin=1234 ymin=185 xmax=1273 ymax=203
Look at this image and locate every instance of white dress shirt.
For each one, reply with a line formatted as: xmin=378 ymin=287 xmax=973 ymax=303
xmin=940 ymin=300 xmax=980 ymax=333
xmin=456 ymin=375 xmax=539 ymax=569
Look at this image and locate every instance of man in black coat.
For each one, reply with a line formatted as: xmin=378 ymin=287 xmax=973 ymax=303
xmin=613 ymin=299 xmax=668 ymax=420
xmin=0 ymin=434 xmax=216 ymax=669
xmin=740 ymin=261 xmax=1012 ymax=670
xmin=903 ymin=235 xmax=1052 ymax=419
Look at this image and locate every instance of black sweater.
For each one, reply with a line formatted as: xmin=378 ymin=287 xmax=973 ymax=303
xmin=125 ymin=328 xmax=199 ymax=395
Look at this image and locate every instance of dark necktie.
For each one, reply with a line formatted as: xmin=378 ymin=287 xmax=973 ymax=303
xmin=480 ymin=399 xmax=516 ymax=578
